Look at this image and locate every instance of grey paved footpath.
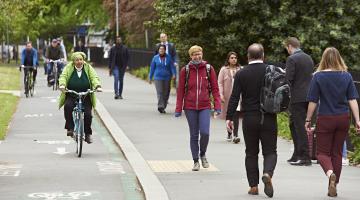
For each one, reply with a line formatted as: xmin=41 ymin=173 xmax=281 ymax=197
xmin=0 ymin=72 xmax=144 ymax=200
xmin=96 ymin=67 xmax=360 ymax=200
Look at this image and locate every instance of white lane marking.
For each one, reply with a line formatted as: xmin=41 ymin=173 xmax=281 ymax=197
xmin=50 ymin=99 xmax=57 ymax=103
xmin=40 ymin=97 xmax=57 ymax=99
xmin=24 ymin=113 xmax=54 ymax=118
xmin=0 ymin=141 xmax=2 ymax=144
xmin=53 ymin=147 xmax=69 ymax=155
xmin=36 ymin=140 xmax=72 ymax=145
xmin=28 ymin=191 xmax=92 ymax=199
xmin=0 ymin=163 xmax=22 ymax=177
xmin=96 ymin=161 xmax=125 ymax=175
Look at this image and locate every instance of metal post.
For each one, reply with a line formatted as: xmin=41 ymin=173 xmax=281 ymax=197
xmin=116 ymin=0 xmax=119 ymax=37
xmin=6 ymin=23 xmax=10 ymax=63
xmin=145 ymin=29 xmax=149 ymax=49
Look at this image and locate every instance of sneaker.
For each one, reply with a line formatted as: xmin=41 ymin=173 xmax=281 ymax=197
xmin=233 ymin=136 xmax=240 ymax=144
xmin=248 ymin=186 xmax=259 ymax=195
xmin=290 ymin=159 xmax=312 ymax=166
xmin=226 ymin=133 xmax=232 ymax=142
xmin=262 ymin=173 xmax=274 ymax=198
xmin=328 ymin=173 xmax=337 ymax=197
xmin=200 ymin=156 xmax=209 ymax=168
xmin=85 ymin=135 xmax=93 ymax=144
xmin=342 ymin=158 xmax=349 ymax=166
xmin=66 ymin=130 xmax=73 ymax=137
xmin=192 ymin=162 xmax=200 ymax=171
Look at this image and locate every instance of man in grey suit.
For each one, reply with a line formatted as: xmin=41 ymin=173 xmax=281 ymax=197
xmin=285 ymin=37 xmax=314 ymax=166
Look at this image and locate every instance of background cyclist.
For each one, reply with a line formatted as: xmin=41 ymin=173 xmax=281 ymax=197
xmin=45 ymin=38 xmax=64 ymax=87
xmin=20 ymin=41 xmax=38 ymax=92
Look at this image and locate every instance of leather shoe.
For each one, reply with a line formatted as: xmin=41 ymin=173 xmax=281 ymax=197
xmin=287 ymin=155 xmax=298 ymax=163
xmin=114 ymin=95 xmax=120 ymax=99
xmin=248 ymin=186 xmax=259 ymax=195
xmin=85 ymin=135 xmax=93 ymax=144
xmin=66 ymin=130 xmax=73 ymax=137
xmin=262 ymin=173 xmax=274 ymax=197
xmin=290 ymin=159 xmax=312 ymax=166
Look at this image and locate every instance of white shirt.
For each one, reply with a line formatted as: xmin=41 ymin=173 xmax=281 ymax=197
xmin=248 ymin=60 xmax=264 ymax=64
xmin=75 ymin=67 xmax=83 ymax=78
xmin=162 ymin=42 xmax=169 ymax=54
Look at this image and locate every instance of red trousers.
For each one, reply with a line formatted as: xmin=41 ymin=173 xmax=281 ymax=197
xmin=316 ymin=114 xmax=349 ymax=183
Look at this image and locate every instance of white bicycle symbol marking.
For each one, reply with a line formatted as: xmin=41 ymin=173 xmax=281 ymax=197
xmin=28 ymin=191 xmax=92 ymax=199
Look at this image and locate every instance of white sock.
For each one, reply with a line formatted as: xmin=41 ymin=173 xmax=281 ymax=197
xmin=326 ymin=170 xmax=334 ymax=177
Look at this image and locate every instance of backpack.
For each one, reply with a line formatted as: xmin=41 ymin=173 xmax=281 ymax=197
xmin=260 ymin=65 xmax=290 ymax=114
xmin=184 ymin=63 xmax=211 ymax=96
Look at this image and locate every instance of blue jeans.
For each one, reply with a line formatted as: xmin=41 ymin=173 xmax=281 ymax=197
xmin=113 ymin=66 xmax=126 ymax=96
xmin=184 ymin=109 xmax=210 ymax=160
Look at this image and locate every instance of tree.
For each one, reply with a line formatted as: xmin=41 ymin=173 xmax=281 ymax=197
xmin=152 ymin=0 xmax=360 ymax=70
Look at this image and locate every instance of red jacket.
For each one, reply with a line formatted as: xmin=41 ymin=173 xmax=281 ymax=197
xmin=175 ymin=61 xmax=221 ymax=112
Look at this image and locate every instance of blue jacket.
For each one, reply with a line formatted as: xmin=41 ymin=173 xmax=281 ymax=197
xmin=21 ymin=48 xmax=38 ymax=66
xmin=149 ymin=54 xmax=176 ymax=81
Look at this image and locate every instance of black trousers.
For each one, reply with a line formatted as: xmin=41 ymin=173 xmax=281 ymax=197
xmin=228 ymin=111 xmax=241 ymax=137
xmin=289 ymin=102 xmax=310 ymax=160
xmin=242 ymin=111 xmax=277 ymax=187
xmin=64 ymin=95 xmax=93 ymax=135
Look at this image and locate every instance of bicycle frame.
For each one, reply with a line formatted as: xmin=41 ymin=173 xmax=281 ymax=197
xmin=21 ymin=65 xmax=36 ymax=98
xmin=49 ymin=59 xmax=61 ymax=90
xmin=66 ymin=89 xmax=94 ymax=157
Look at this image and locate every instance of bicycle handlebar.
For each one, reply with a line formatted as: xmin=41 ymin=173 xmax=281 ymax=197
xmin=65 ymin=89 xmax=95 ymax=97
xmin=20 ymin=65 xmax=36 ymax=69
xmin=49 ymin=59 xmax=62 ymax=63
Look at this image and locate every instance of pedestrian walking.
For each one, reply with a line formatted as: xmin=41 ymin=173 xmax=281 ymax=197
xmin=226 ymin=43 xmax=277 ymax=197
xmin=218 ymin=51 xmax=242 ymax=143
xmin=59 ymin=52 xmax=102 ymax=144
xmin=149 ymin=44 xmax=176 ymax=113
xmin=155 ymin=33 xmax=178 ymax=101
xmin=305 ymin=47 xmax=360 ymax=197
xmin=74 ymin=40 xmax=87 ymax=55
xmin=285 ymin=37 xmax=314 ymax=166
xmin=109 ymin=36 xmax=130 ymax=99
xmin=175 ymin=45 xmax=221 ymax=171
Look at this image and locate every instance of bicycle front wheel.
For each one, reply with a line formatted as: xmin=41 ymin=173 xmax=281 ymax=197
xmin=25 ymin=72 xmax=30 ymax=98
xmin=76 ymin=113 xmax=84 ymax=157
xmin=30 ymin=74 xmax=35 ymax=97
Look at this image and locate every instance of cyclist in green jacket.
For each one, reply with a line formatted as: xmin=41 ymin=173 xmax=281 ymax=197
xmin=59 ymin=52 xmax=102 ymax=143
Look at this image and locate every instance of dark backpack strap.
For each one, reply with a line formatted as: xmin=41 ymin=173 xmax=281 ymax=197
xmin=185 ymin=65 xmax=190 ymax=95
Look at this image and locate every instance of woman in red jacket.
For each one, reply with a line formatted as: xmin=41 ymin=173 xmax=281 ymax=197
xmin=175 ymin=45 xmax=221 ymax=171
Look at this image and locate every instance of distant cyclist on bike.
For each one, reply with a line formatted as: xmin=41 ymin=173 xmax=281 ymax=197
xmin=46 ymin=38 xmax=64 ymax=87
xmin=59 ymin=52 xmax=102 ymax=144
xmin=20 ymin=41 xmax=38 ymax=88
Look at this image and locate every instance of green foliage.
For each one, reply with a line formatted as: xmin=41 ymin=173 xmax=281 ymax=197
xmin=0 ymin=0 xmax=109 ymax=43
xmin=277 ymin=112 xmax=291 ymax=140
xmin=349 ymin=125 xmax=360 ymax=165
xmin=152 ymin=0 xmax=360 ymax=70
xmin=129 ymin=66 xmax=150 ymax=81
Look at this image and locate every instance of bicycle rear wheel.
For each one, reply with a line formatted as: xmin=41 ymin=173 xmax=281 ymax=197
xmin=76 ymin=113 xmax=84 ymax=157
xmin=25 ymin=72 xmax=30 ymax=98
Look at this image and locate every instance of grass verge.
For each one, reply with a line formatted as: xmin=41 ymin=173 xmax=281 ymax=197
xmin=0 ymin=93 xmax=19 ymax=139
xmin=0 ymin=65 xmax=20 ymax=90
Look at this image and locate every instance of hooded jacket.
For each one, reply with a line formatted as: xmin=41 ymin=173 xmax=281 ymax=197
xmin=175 ymin=61 xmax=221 ymax=112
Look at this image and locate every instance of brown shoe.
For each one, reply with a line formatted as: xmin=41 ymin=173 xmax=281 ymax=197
xmin=85 ymin=135 xmax=93 ymax=144
xmin=248 ymin=186 xmax=259 ymax=195
xmin=66 ymin=130 xmax=73 ymax=137
xmin=262 ymin=173 xmax=274 ymax=198
xmin=328 ymin=173 xmax=337 ymax=197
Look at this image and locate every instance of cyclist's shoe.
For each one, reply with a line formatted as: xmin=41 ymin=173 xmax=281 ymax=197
xmin=85 ymin=135 xmax=93 ymax=144
xmin=66 ymin=130 xmax=73 ymax=137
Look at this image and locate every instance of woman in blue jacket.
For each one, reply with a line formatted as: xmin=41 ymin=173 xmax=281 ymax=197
xmin=148 ymin=44 xmax=176 ymax=113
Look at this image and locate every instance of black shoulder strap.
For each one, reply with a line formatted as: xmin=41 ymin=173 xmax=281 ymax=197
xmin=185 ymin=65 xmax=190 ymax=94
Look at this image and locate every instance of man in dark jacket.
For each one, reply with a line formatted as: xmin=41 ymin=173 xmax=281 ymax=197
xmin=45 ymin=39 xmax=64 ymax=86
xmin=109 ymin=36 xmax=129 ymax=99
xmin=226 ymin=43 xmax=277 ymax=197
xmin=285 ymin=37 xmax=314 ymax=166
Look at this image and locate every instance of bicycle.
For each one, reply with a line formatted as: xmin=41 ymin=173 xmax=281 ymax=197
xmin=65 ymin=89 xmax=95 ymax=157
xmin=49 ymin=59 xmax=62 ymax=91
xmin=20 ymin=65 xmax=36 ymax=98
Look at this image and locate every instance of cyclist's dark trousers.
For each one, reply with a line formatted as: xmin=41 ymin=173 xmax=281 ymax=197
xmin=289 ymin=102 xmax=310 ymax=160
xmin=64 ymin=95 xmax=93 ymax=135
xmin=47 ymin=62 xmax=63 ymax=84
xmin=242 ymin=111 xmax=277 ymax=187
xmin=23 ymin=68 xmax=37 ymax=84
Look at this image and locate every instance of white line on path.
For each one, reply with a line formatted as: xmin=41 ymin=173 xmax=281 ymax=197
xmin=53 ymin=147 xmax=69 ymax=155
